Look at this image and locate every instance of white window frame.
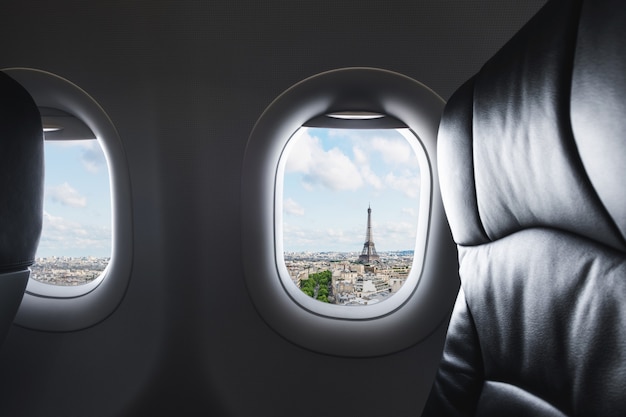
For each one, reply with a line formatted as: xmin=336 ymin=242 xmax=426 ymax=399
xmin=2 ymin=68 xmax=133 ymax=332
xmin=242 ymin=67 xmax=459 ymax=356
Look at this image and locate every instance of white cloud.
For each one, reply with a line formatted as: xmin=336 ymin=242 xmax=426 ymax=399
xmin=401 ymin=207 xmax=417 ymax=217
xmin=283 ymin=222 xmax=363 ymax=252
xmin=284 ymin=198 xmax=305 ymax=216
xmin=80 ymin=141 xmax=107 ymax=173
xmin=39 ymin=211 xmax=111 ymax=254
xmin=54 ymin=140 xmax=107 ymax=174
xmin=371 ymin=136 xmax=418 ymax=167
xmin=43 ymin=211 xmax=82 ymax=233
xmin=326 ymin=228 xmax=345 ymax=239
xmin=326 ymin=129 xmax=419 ymax=168
xmin=375 ymin=220 xmax=418 ymax=250
xmin=352 ymin=146 xmax=369 ymax=165
xmin=353 ymin=145 xmax=383 ymax=190
xmin=285 ymin=132 xmax=316 ymax=173
xmin=48 ymin=182 xmax=87 ymax=208
xmin=286 ymin=132 xmax=364 ymax=192
xmin=384 ymin=171 xmax=420 ymax=199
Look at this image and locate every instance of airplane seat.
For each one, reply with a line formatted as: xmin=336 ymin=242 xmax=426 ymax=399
xmin=0 ymin=72 xmax=44 ymax=345
xmin=422 ymin=0 xmax=626 ymax=416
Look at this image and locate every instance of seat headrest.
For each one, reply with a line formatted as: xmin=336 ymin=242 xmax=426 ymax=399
xmin=438 ymin=0 xmax=626 ymax=251
xmin=571 ymin=0 xmax=626 ymax=249
xmin=0 ymin=72 xmax=44 ymax=273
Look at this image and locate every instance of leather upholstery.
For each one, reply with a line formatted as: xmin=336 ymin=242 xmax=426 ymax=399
xmin=0 ymin=72 xmax=44 ymax=272
xmin=422 ymin=0 xmax=626 ymax=415
xmin=0 ymin=71 xmax=44 ymax=343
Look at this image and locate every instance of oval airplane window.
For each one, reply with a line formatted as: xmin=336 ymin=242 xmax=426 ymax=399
xmin=2 ymin=68 xmax=133 ymax=332
xmin=277 ymin=121 xmax=430 ymax=316
xmin=242 ymin=68 xmax=459 ymax=356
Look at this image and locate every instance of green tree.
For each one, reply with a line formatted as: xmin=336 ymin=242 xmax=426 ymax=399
xmin=299 ymin=270 xmax=332 ymax=303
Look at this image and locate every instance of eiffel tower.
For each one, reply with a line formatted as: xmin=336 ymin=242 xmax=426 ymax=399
xmin=358 ymin=205 xmax=380 ymax=264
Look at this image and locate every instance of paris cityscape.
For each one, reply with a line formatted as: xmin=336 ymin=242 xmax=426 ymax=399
xmin=285 ymin=250 xmax=413 ymax=305
xmin=286 ymin=205 xmax=413 ymax=305
xmin=31 ymin=256 xmax=109 ymax=286
xmin=30 ymin=251 xmax=414 ymax=304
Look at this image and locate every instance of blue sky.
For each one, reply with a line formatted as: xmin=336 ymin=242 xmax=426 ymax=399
xmin=282 ymin=127 xmax=421 ymax=253
xmin=37 ymin=140 xmax=111 ymax=258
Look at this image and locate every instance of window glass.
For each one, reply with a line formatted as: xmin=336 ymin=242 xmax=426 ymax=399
xmin=31 ymin=139 xmax=111 ymax=286
xmin=282 ymin=127 xmax=421 ymax=306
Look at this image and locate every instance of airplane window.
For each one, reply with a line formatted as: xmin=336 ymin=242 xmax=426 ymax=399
xmin=242 ymin=67 xmax=457 ymax=356
xmin=3 ymin=68 xmax=133 ymax=332
xmin=31 ymin=133 xmax=111 ymax=287
xmin=280 ymin=126 xmax=422 ymax=307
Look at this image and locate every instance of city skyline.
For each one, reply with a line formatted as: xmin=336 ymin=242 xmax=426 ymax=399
xmin=282 ymin=127 xmax=421 ymax=253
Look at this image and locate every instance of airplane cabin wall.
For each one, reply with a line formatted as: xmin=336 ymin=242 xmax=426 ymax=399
xmin=0 ymin=1 xmax=546 ymax=415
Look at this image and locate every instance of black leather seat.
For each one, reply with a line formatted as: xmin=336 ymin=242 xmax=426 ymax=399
xmin=422 ymin=0 xmax=626 ymax=415
xmin=0 ymin=72 xmax=44 ymax=344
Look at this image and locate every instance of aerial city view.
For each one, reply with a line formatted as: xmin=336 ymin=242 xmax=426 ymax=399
xmin=31 ymin=256 xmax=109 ymax=286
xmin=286 ymin=205 xmax=414 ymax=306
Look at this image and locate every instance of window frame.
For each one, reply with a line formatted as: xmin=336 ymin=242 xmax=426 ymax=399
xmin=2 ymin=68 xmax=133 ymax=332
xmin=242 ymin=67 xmax=459 ymax=356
